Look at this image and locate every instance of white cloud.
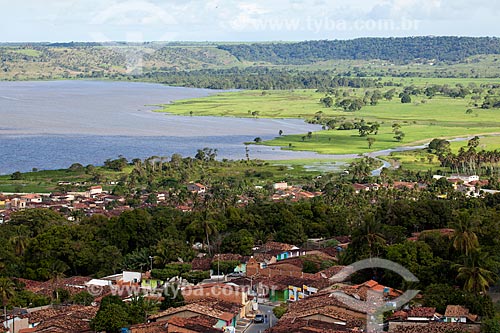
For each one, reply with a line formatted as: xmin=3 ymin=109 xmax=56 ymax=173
xmin=1 ymin=0 xmax=500 ymax=41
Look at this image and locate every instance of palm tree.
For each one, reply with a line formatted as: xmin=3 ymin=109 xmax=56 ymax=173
xmin=455 ymin=250 xmax=496 ymax=294
xmin=200 ymin=219 xmax=217 ymax=256
xmin=9 ymin=227 xmax=29 ymax=256
xmin=346 ymin=214 xmax=386 ymax=261
xmin=188 ymin=218 xmax=217 ymax=256
xmin=48 ymin=260 xmax=68 ymax=303
xmin=0 ymin=278 xmax=15 ymax=324
xmin=452 ymin=212 xmax=479 ymax=256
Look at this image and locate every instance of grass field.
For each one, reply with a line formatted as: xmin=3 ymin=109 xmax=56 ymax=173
xmin=0 ymin=167 xmax=132 ymax=193
xmin=160 ymin=82 xmax=500 ymax=155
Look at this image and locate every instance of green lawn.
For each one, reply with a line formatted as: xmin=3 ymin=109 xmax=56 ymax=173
xmin=158 ymin=90 xmax=322 ymax=118
xmin=0 ymin=166 xmax=133 ymax=193
xmin=450 ymin=135 xmax=500 ymax=152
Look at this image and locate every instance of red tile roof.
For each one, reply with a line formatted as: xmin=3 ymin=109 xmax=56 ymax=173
xmin=27 ymin=305 xmax=98 ymax=332
xmin=391 ymin=322 xmax=473 ymax=333
xmin=407 ymin=307 xmax=436 ymax=318
xmin=167 ymin=315 xmax=220 ymax=333
xmin=445 ymin=305 xmax=469 ymax=317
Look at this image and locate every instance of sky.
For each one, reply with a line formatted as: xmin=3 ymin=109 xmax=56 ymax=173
xmin=1 ymin=0 xmax=499 ymax=42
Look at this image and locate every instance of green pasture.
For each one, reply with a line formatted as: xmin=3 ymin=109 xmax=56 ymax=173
xmin=160 ymin=87 xmax=500 ymax=155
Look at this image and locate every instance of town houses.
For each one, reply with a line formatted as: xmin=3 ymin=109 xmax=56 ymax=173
xmin=0 ymin=239 xmax=484 ymax=333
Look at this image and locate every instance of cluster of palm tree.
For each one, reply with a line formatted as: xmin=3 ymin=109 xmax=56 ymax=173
xmin=438 ymin=138 xmax=500 ymax=177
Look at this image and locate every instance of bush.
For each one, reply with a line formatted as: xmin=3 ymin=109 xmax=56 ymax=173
xmin=211 ymin=260 xmax=240 ymax=275
xmin=273 ymin=303 xmax=288 ymax=319
xmin=72 ymin=291 xmax=95 ymax=306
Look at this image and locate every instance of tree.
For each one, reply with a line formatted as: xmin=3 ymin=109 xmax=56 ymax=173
xmin=273 ymin=303 xmax=288 ymax=319
xmin=423 ymin=284 xmax=464 ymax=314
xmin=49 ymin=260 xmax=69 ymax=303
xmin=128 ymin=294 xmax=159 ymax=325
xmin=468 ymin=136 xmax=480 ymax=149
xmin=455 ymin=250 xmax=496 ymax=294
xmin=343 ymin=215 xmax=386 ymax=261
xmin=254 ymin=137 xmax=262 ymax=143
xmin=68 ymin=163 xmax=84 ymax=172
xmin=10 ymin=171 xmax=22 ymax=180
xmin=72 ymin=291 xmax=94 ymax=306
xmin=320 ymin=96 xmax=334 ymax=107
xmin=336 ymin=97 xmax=364 ymax=112
xmin=451 ymin=212 xmax=479 ymax=256
xmin=482 ymin=318 xmax=500 ymax=333
xmin=394 ymin=130 xmax=405 ymax=142
xmin=367 ymin=137 xmax=376 ymax=149
xmin=9 ymin=227 xmax=29 ymax=256
xmin=161 ymin=284 xmax=185 ymax=310
xmin=400 ymin=93 xmax=412 ymax=104
xmin=221 ymin=229 xmax=254 ymax=255
xmin=91 ymin=303 xmax=129 ymax=333
xmin=0 ymin=278 xmax=15 ymax=324
xmin=196 ymin=219 xmax=218 ymax=256
xmin=154 ymin=238 xmax=194 ymax=267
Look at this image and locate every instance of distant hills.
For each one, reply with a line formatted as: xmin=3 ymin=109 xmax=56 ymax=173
xmin=1 ymin=37 xmax=500 ymax=81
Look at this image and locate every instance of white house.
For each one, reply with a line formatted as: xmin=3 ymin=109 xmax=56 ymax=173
xmin=187 ymin=183 xmax=206 ymax=194
xmin=89 ymin=186 xmax=103 ymax=196
xmin=448 ymin=174 xmax=479 ymax=183
xmin=273 ymin=182 xmax=288 ymax=191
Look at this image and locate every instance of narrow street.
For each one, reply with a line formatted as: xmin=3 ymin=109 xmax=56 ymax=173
xmin=244 ymin=304 xmax=278 ymax=333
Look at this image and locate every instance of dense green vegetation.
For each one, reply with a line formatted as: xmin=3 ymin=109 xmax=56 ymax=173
xmin=219 ymin=37 xmax=500 ymax=64
xmin=2 ymin=184 xmax=500 ymax=316
xmin=0 ymin=153 xmax=334 ymax=193
xmin=146 ymin=67 xmax=384 ymax=90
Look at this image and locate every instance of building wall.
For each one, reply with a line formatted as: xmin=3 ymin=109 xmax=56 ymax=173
xmin=167 ymin=324 xmax=198 ymax=333
xmin=183 ymin=286 xmax=246 ymax=306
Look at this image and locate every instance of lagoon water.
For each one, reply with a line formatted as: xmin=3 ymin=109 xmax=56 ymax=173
xmin=0 ymin=81 xmax=325 ymax=174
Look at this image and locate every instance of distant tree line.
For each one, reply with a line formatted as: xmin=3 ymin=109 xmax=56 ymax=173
xmin=139 ymin=67 xmax=393 ymax=90
xmin=218 ymin=37 xmax=500 ymax=64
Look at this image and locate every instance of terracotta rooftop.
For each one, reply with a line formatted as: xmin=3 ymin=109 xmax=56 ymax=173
xmin=167 ymin=315 xmax=220 ymax=333
xmin=149 ymin=299 xmax=238 ymax=322
xmin=283 ymin=291 xmax=369 ymax=328
xmin=315 ymin=266 xmax=346 ymax=280
xmin=407 ymin=307 xmax=436 ymax=318
xmin=267 ymin=318 xmax=351 ymax=333
xmin=444 ymin=305 xmax=469 ymax=318
xmin=15 ymin=276 xmax=92 ymax=298
xmin=261 ymin=241 xmax=297 ymax=252
xmin=342 ymin=280 xmax=402 ymax=301
xmin=129 ymin=321 xmax=168 ymax=333
xmin=27 ymin=305 xmax=98 ymax=332
xmin=391 ymin=322 xmax=473 ymax=333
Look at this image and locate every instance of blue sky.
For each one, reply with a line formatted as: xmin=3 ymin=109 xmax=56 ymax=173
xmin=2 ymin=0 xmax=499 ymax=42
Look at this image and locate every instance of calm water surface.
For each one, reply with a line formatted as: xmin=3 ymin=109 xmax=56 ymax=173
xmin=0 ymin=81 xmax=325 ymax=173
